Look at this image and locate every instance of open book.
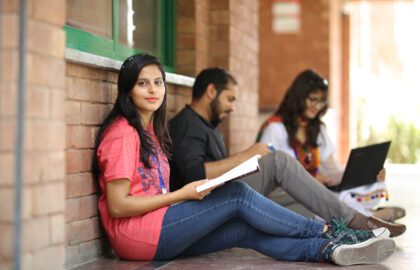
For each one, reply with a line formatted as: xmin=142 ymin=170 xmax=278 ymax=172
xmin=196 ymin=155 xmax=261 ymax=193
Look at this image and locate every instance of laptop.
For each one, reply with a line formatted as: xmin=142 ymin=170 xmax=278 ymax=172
xmin=328 ymin=141 xmax=391 ymax=192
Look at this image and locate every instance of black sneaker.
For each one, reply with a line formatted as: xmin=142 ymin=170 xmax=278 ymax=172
xmin=323 ymin=217 xmax=390 ymax=245
xmin=321 ymin=238 xmax=396 ymax=266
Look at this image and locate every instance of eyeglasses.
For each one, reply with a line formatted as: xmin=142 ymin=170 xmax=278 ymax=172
xmin=307 ymin=97 xmax=328 ymax=108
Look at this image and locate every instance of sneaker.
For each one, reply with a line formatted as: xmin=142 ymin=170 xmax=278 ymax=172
xmin=321 ymin=238 xmax=396 ymax=266
xmin=323 ymin=217 xmax=390 ymax=245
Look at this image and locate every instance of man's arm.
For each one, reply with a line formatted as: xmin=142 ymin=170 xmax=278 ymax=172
xmin=204 ymin=143 xmax=272 ymax=179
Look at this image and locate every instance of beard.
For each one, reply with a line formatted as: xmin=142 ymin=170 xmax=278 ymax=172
xmin=209 ymin=97 xmax=225 ymax=127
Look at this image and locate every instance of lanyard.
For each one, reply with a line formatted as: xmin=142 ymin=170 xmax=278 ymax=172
xmin=151 ymin=153 xmax=167 ymax=194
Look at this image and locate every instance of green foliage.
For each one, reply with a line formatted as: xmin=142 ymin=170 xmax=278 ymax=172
xmin=357 ymin=115 xmax=420 ymax=164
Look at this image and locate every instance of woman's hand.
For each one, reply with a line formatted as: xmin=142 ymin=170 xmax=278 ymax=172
xmin=315 ymin=173 xmax=335 ymax=186
xmin=377 ymin=168 xmax=386 ymax=182
xmin=179 ymin=179 xmax=217 ymax=200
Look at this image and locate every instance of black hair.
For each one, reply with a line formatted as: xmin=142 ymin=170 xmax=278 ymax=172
xmin=275 ymin=69 xmax=329 ymax=147
xmin=92 ymin=53 xmax=171 ymax=179
xmin=192 ymin=67 xmax=237 ymax=100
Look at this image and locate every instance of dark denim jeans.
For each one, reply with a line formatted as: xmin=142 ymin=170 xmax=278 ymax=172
xmin=154 ymin=181 xmax=328 ymax=262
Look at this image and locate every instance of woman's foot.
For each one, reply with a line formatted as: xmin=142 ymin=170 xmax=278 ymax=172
xmin=373 ymin=206 xmax=406 ymax=222
xmin=321 ymin=237 xmax=396 ymax=266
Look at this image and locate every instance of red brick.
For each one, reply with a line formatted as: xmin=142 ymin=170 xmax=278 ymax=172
xmin=66 ymin=125 xmax=96 ymax=149
xmin=22 ymin=151 xmax=46 ymax=184
xmin=50 ymin=215 xmax=65 ymax=244
xmin=176 ymin=33 xmax=195 ymax=50
xmin=176 ymin=17 xmax=195 ymax=33
xmin=66 ymin=217 xmax=101 ymax=245
xmin=0 ymin=188 xmax=14 ymax=222
xmin=0 ymin=118 xmax=15 ymax=151
xmin=210 ymin=40 xmax=229 ymax=55
xmin=45 ymin=151 xmax=65 ymax=182
xmin=195 ymin=3 xmax=210 ymax=23
xmin=66 ymin=195 xmax=98 ymax=222
xmin=80 ymin=103 xmax=112 ymax=125
xmin=66 ymin=149 xmax=94 ymax=174
xmin=22 ymin=217 xmax=49 ymax=252
xmin=31 ymin=182 xmax=65 ymax=216
xmin=27 ymin=20 xmax=65 ymax=58
xmin=177 ymin=0 xmax=195 ymax=17
xmin=176 ymin=50 xmax=196 ymax=66
xmin=0 ymin=223 xmax=14 ymax=260
xmin=0 ymin=153 xmax=14 ymax=187
xmin=174 ymin=66 xmax=196 ymax=78
xmin=30 ymin=0 xmax=66 ymax=26
xmin=66 ymin=101 xmax=81 ymax=125
xmin=2 ymin=0 xmax=19 ymax=13
xmin=65 ymin=238 xmax=111 ymax=267
xmin=209 ymin=55 xmax=229 ymax=68
xmin=66 ymin=173 xmax=98 ymax=199
xmin=1 ymin=50 xmax=18 ymax=83
xmin=209 ymin=0 xmax=229 ymax=10
xmin=195 ymin=19 xmax=210 ymax=39
xmin=67 ymin=63 xmax=104 ymax=81
xmin=210 ymin=10 xmax=229 ymax=25
xmin=33 ymin=245 xmax=65 ymax=270
xmin=21 ymin=187 xmax=32 ymax=220
xmin=210 ymin=25 xmax=229 ymax=40
xmin=50 ymin=214 xmax=66 ymax=244
xmin=196 ymin=34 xmax=209 ymax=54
xmin=26 ymin=54 xmax=66 ymax=88
xmin=67 ymin=77 xmax=113 ymax=103
xmin=65 ymin=198 xmax=80 ymax=222
xmin=1 ymin=14 xmax=18 ymax=49
xmin=0 ymin=83 xmax=17 ymax=117
xmin=24 ymin=120 xmax=65 ymax=151
xmin=25 ymin=87 xmax=50 ymax=119
xmin=80 ymin=195 xmax=99 ymax=219
xmin=106 ymin=71 xmax=119 ymax=83
xmin=49 ymin=89 xmax=66 ymax=121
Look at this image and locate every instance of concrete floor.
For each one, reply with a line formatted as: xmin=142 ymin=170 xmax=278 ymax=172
xmin=74 ymin=164 xmax=420 ymax=270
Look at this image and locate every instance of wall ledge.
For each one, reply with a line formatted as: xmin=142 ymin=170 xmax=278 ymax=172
xmin=65 ymin=48 xmax=194 ymax=87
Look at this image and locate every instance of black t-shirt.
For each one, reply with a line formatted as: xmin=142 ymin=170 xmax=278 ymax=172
xmin=169 ymin=105 xmax=227 ymax=191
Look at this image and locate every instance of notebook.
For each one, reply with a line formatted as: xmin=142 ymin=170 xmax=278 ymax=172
xmin=328 ymin=141 xmax=391 ymax=192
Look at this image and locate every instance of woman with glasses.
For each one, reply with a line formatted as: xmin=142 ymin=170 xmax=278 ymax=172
xmin=257 ymin=69 xmax=405 ymax=223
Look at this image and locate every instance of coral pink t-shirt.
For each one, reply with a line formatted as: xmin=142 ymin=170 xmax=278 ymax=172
xmin=97 ymin=117 xmax=170 ymax=260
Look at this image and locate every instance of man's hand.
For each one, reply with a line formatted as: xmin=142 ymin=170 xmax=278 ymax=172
xmin=316 ymin=174 xmax=335 ymax=186
xmin=244 ymin=143 xmax=272 ymax=157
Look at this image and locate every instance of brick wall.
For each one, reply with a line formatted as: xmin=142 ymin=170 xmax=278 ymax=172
xmin=0 ymin=0 xmax=67 ymax=269
xmin=228 ymin=0 xmax=259 ymax=154
xmin=259 ymin=0 xmax=331 ymax=111
xmin=176 ymin=0 xmax=196 ymax=77
xmin=192 ymin=0 xmax=260 ymax=155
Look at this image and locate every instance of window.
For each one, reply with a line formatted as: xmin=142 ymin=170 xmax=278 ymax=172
xmin=65 ymin=0 xmax=175 ymax=72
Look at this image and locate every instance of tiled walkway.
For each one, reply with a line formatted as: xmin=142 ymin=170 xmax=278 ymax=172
xmin=74 ymin=165 xmax=420 ymax=270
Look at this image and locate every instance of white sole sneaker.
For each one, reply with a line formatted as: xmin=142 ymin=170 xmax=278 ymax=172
xmin=333 ymin=237 xmax=395 ymax=266
xmin=372 ymin=227 xmax=391 ymax=239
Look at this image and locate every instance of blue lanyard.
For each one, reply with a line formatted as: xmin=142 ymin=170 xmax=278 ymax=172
xmin=151 ymin=153 xmax=167 ymax=194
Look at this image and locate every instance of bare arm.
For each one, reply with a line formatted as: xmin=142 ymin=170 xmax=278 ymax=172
xmin=106 ymin=178 xmax=215 ymax=218
xmin=318 ymin=153 xmax=344 ymax=186
xmin=204 ymin=143 xmax=272 ymax=179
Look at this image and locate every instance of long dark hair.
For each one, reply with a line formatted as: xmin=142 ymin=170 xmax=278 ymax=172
xmin=275 ymin=69 xmax=329 ymax=147
xmin=92 ymin=53 xmax=171 ymax=178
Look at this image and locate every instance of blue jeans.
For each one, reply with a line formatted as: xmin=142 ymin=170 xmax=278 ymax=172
xmin=154 ymin=182 xmax=328 ymax=262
